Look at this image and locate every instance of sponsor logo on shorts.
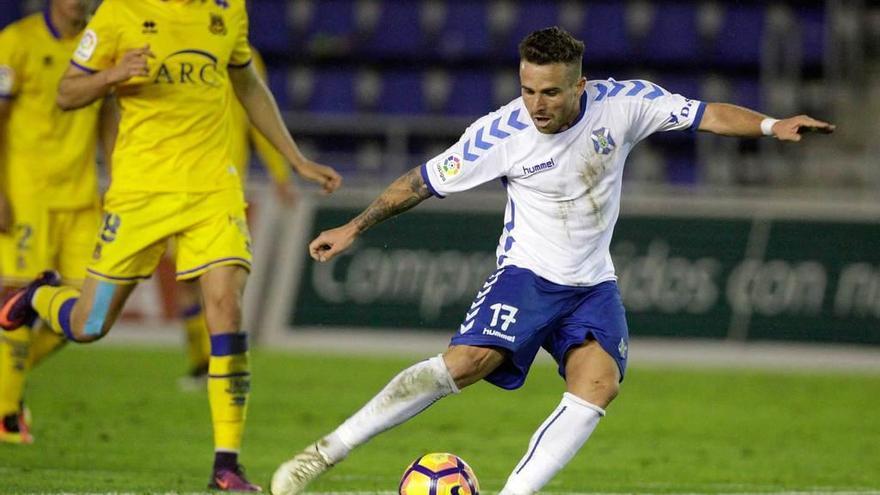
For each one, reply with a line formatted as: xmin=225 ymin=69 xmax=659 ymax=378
xmin=618 ymin=338 xmax=628 ymax=359
xmin=75 ymin=29 xmax=98 ymax=62
xmin=482 ymin=327 xmax=515 ymax=342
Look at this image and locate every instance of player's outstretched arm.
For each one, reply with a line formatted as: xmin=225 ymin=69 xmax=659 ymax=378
xmin=229 ymin=63 xmax=341 ymax=194
xmin=57 ymin=45 xmax=154 ymax=111
xmin=698 ymin=103 xmax=835 ymax=141
xmin=309 ymin=166 xmax=432 ymax=262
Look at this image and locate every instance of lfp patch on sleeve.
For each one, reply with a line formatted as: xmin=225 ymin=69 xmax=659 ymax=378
xmin=0 ymin=66 xmax=13 ymax=95
xmin=74 ymin=29 xmax=98 ymax=61
xmin=436 ymin=152 xmax=462 ymax=183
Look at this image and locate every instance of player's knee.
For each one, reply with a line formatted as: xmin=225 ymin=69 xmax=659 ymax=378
xmin=571 ymin=375 xmax=620 ymax=408
xmin=596 ymin=377 xmax=620 ymax=404
xmin=203 ymin=290 xmax=242 ymax=329
xmin=443 ymin=345 xmax=505 ymax=389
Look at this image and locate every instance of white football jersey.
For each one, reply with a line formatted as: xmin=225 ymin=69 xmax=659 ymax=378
xmin=421 ymin=78 xmax=706 ymax=286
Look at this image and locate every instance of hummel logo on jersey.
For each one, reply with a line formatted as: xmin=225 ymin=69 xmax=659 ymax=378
xmin=142 ymin=20 xmax=157 ymax=34
xmin=522 ymin=157 xmax=556 ymax=178
xmin=591 ymin=127 xmax=616 ymax=155
xmin=666 ymin=112 xmax=679 ymax=126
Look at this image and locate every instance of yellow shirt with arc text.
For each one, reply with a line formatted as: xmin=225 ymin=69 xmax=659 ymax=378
xmin=71 ymin=0 xmax=252 ymax=195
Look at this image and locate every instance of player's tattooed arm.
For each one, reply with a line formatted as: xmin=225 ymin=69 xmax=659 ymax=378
xmin=308 ymin=166 xmax=431 ymax=262
xmin=352 ymin=166 xmax=431 ymax=233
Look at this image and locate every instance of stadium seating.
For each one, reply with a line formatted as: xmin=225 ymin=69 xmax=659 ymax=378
xmin=579 ymin=2 xmax=631 ymax=64
xmin=233 ymin=1 xmax=833 ymax=184
xmin=0 ymin=0 xmax=837 ymax=184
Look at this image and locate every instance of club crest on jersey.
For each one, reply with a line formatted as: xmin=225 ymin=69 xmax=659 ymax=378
xmin=209 ymin=13 xmax=227 ymax=35
xmin=591 ymin=127 xmax=616 ymax=155
xmin=436 ymin=153 xmax=462 ymax=182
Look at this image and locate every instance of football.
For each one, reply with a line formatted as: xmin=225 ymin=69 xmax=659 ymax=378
xmin=398 ymin=453 xmax=480 ymax=495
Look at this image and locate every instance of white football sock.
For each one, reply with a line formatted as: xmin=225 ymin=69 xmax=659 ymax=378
xmin=499 ymin=392 xmax=605 ymax=495
xmin=319 ymin=354 xmax=459 ymax=463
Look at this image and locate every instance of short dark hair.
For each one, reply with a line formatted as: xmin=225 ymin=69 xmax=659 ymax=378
xmin=518 ymin=26 xmax=584 ymax=66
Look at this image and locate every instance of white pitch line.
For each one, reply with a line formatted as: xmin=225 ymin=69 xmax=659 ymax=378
xmin=12 ymin=491 xmax=880 ymax=495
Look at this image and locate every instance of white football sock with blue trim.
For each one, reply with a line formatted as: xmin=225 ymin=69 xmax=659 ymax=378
xmin=318 ymin=354 xmax=459 ymax=463
xmin=499 ymin=392 xmax=605 ymax=495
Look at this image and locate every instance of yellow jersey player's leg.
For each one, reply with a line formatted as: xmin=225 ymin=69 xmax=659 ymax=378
xmin=0 ymin=0 xmax=111 ymax=445
xmin=176 ymin=47 xmax=295 ymax=391
xmin=1 ymin=0 xmax=341 ymax=490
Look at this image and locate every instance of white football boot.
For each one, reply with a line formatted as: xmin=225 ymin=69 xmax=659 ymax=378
xmin=270 ymin=442 xmax=334 ymax=495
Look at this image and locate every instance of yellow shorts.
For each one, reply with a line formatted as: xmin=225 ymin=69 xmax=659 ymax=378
xmin=0 ymin=203 xmax=101 ymax=287
xmin=88 ymin=188 xmax=252 ymax=284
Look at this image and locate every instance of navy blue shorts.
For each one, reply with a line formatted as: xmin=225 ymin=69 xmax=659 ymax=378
xmin=449 ymin=266 xmax=629 ymax=390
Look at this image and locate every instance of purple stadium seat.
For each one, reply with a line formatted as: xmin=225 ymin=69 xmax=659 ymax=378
xmin=0 ymin=2 xmax=21 ymax=30
xmin=266 ymin=67 xmax=290 ymax=110
xmin=360 ymin=2 xmax=424 ymax=57
xmin=445 ymin=70 xmax=493 ymax=116
xmin=380 ymin=70 xmax=426 ymax=115
xmin=434 ymin=1 xmax=490 ymax=58
xmin=731 ymin=78 xmax=762 ymax=110
xmin=306 ymin=0 xmax=356 ymax=55
xmin=641 ymin=3 xmax=700 ymax=63
xmin=309 ymin=68 xmax=356 ymax=114
xmin=665 ymin=151 xmax=698 ymax=185
xmin=798 ymin=7 xmax=826 ymax=66
xmin=713 ymin=5 xmax=765 ymax=66
xmin=580 ymin=2 xmax=630 ymax=64
xmin=249 ymin=0 xmax=292 ymax=53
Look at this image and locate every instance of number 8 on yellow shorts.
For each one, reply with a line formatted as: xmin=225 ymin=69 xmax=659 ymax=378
xmin=88 ymin=188 xmax=252 ymax=283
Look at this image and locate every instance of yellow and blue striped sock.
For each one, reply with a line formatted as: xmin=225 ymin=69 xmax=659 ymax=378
xmin=27 ymin=326 xmax=66 ymax=368
xmin=0 ymin=326 xmax=32 ymax=417
xmin=208 ymin=332 xmax=251 ymax=469
xmin=30 ymin=286 xmax=79 ymax=340
xmin=182 ymin=304 xmax=210 ymax=375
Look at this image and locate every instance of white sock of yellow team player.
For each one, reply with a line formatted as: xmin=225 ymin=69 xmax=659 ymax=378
xmin=498 ymin=393 xmax=605 ymax=495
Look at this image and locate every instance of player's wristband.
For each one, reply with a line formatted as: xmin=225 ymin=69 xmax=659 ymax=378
xmin=760 ymin=118 xmax=779 ymax=137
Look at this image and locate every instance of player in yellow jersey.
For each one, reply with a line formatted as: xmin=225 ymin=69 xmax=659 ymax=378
xmin=177 ymin=46 xmax=296 ymax=387
xmin=0 ymin=0 xmax=116 ymax=445
xmin=0 ymin=0 xmax=341 ymax=490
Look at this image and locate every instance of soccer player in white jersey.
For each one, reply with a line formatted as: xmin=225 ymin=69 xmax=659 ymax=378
xmin=271 ymin=27 xmax=834 ymax=495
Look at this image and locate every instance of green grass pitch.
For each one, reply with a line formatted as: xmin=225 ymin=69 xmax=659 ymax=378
xmin=1 ymin=345 xmax=879 ymax=494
